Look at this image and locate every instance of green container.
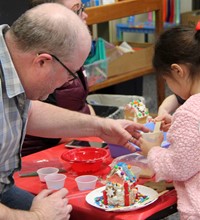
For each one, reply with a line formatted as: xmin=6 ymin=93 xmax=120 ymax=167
xmin=84 ymin=38 xmax=107 ymax=65
xmin=84 ymin=38 xmax=108 ymax=86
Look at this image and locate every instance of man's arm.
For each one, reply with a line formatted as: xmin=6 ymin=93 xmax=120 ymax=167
xmin=26 ymin=100 xmax=149 ymax=151
xmin=0 ymin=203 xmax=37 ymax=220
xmin=26 ymin=100 xmax=100 ymax=138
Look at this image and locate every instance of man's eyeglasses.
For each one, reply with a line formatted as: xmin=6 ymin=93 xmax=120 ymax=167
xmin=50 ymin=54 xmax=78 ymax=81
xmin=73 ymin=4 xmax=85 ymax=17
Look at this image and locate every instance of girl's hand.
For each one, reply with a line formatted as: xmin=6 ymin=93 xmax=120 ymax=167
xmin=152 ymin=114 xmax=172 ymax=132
xmin=139 ymin=132 xmax=164 ymax=157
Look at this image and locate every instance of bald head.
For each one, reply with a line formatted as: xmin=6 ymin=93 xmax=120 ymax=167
xmin=9 ymin=3 xmax=91 ymax=61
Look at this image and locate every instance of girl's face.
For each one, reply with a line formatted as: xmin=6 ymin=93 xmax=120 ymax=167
xmin=163 ymin=75 xmax=184 ymax=98
xmin=163 ymin=64 xmax=192 ymax=100
xmin=61 ymin=0 xmax=88 ymax=23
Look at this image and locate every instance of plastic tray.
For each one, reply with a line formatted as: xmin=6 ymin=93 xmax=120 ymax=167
xmin=87 ymin=94 xmax=145 ymax=119
xmin=87 ymin=94 xmax=145 ymax=107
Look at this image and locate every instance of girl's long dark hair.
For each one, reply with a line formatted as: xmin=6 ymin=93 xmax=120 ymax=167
xmin=153 ymin=26 xmax=200 ymax=79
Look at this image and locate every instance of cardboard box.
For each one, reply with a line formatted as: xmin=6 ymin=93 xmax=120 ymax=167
xmin=84 ymin=42 xmax=153 ymax=84
xmin=106 ymin=42 xmax=154 ymax=77
xmin=181 ymin=10 xmax=200 ymax=28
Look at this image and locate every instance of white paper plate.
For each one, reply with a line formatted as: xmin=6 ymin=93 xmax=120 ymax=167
xmin=86 ymin=185 xmax=158 ymax=212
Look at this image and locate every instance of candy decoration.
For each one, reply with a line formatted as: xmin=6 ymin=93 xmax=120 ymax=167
xmin=103 ymin=190 xmax=108 ymax=205
xmin=124 ymin=182 xmax=129 ymax=206
xmin=103 ymin=162 xmax=144 ymax=207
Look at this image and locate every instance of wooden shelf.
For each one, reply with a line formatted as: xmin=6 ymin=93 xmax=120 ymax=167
xmin=86 ymin=0 xmax=162 ymax=28
xmin=85 ymin=0 xmax=165 ymax=106
xmin=89 ymin=66 xmax=153 ymax=91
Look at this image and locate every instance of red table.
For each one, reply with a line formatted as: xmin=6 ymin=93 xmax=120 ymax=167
xmin=14 ymin=139 xmax=177 ymax=220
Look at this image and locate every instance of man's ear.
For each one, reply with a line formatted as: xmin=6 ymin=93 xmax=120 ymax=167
xmin=171 ymin=63 xmax=184 ymax=77
xmin=34 ymin=53 xmax=53 ymax=67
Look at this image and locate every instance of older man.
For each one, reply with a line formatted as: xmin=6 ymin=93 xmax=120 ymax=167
xmin=0 ymin=3 xmax=149 ymax=219
xmin=22 ymin=0 xmax=93 ymax=156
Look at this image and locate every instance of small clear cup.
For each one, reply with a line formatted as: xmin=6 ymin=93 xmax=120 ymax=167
xmin=141 ymin=131 xmax=163 ymax=142
xmin=75 ymin=175 xmax=98 ymax=191
xmin=131 ymin=166 xmax=142 ymax=180
xmin=37 ymin=167 xmax=59 ymax=182
xmin=44 ymin=173 xmax=66 ymax=190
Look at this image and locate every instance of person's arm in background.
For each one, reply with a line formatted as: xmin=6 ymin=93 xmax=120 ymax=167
xmin=154 ymin=94 xmax=183 ymax=131
xmin=88 ymin=104 xmax=95 ymax=115
xmin=157 ymin=94 xmax=180 ymax=116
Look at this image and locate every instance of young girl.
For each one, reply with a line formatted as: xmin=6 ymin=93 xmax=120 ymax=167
xmin=140 ymin=24 xmax=200 ymax=219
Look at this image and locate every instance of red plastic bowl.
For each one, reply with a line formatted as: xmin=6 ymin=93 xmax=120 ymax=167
xmin=61 ymin=147 xmax=109 ymax=174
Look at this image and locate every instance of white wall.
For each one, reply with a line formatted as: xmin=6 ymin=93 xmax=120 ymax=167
xmin=181 ymin=0 xmax=192 ymax=13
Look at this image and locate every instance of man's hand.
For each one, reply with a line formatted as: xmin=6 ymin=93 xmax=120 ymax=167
xmin=30 ymin=188 xmax=72 ymax=220
xmin=97 ymin=118 xmax=150 ymax=152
